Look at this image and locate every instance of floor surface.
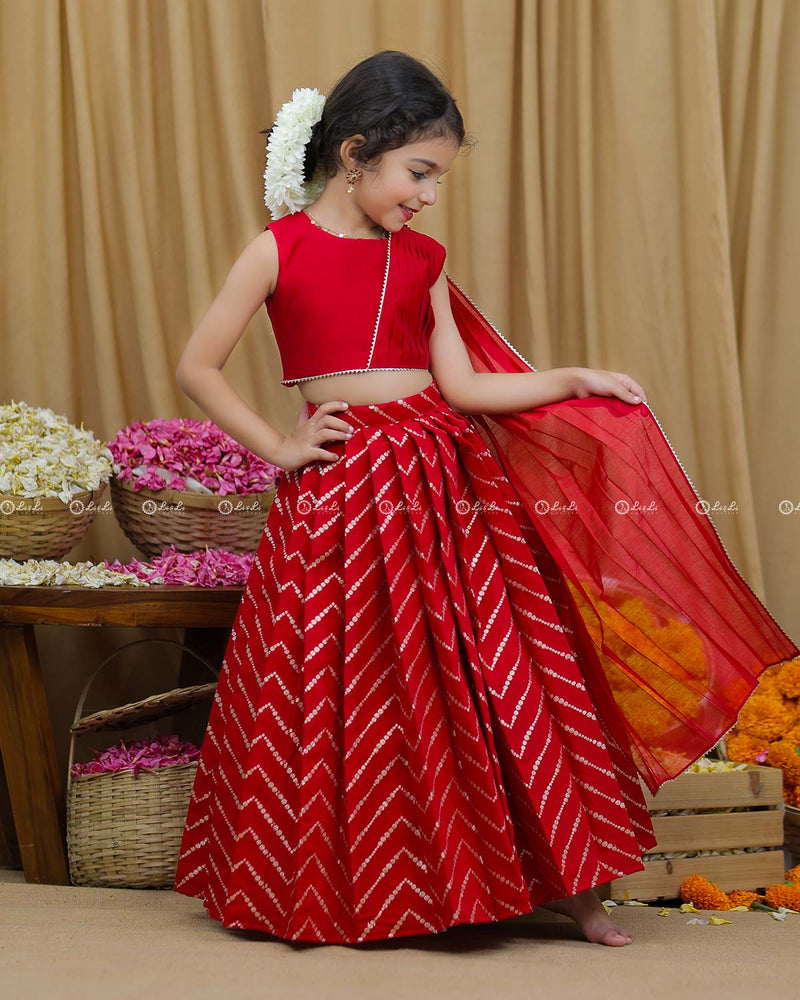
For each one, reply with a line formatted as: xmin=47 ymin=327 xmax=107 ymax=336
xmin=1 ymin=866 xmax=798 ymax=999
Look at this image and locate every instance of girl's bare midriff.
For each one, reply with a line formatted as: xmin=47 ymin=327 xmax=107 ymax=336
xmin=297 ymin=369 xmax=434 ymax=406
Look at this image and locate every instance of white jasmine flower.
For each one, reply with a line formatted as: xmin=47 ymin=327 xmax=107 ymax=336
xmin=0 ymin=401 xmax=113 ymax=500
xmin=263 ymin=87 xmax=327 ymax=219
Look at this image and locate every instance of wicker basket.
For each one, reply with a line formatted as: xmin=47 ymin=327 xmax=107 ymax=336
xmin=109 ymin=476 xmax=276 ymax=556
xmin=66 ymin=637 xmax=219 ymax=889
xmin=0 ymin=484 xmax=108 ymax=560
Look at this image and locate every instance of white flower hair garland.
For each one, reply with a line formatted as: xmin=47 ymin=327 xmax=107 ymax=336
xmin=263 ymin=87 xmax=327 ymax=220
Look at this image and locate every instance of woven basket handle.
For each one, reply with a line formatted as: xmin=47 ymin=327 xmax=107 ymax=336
xmin=66 ymin=637 xmax=219 ymax=791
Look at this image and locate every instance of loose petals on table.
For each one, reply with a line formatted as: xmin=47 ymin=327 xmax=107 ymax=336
xmin=0 ymin=546 xmax=254 ymax=587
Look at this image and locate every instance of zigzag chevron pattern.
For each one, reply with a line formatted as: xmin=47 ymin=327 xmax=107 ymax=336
xmin=173 ymin=382 xmax=657 ymax=942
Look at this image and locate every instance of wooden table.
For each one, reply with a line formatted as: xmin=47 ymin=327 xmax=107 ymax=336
xmin=0 ymin=585 xmax=243 ymax=885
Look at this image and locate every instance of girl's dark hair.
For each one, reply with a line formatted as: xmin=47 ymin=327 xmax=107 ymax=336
xmin=260 ymin=50 xmax=476 ymax=184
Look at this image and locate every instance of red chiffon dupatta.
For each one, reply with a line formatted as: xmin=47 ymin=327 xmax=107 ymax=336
xmin=447 ymin=276 xmax=800 ymax=794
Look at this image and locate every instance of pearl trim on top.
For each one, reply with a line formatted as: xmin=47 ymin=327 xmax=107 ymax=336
xmin=364 ymin=230 xmax=392 ymax=368
xmin=282 ymin=367 xmax=431 ymax=387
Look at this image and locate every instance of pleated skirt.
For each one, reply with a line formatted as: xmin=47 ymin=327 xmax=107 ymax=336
xmin=172 ymin=379 xmax=658 ymax=943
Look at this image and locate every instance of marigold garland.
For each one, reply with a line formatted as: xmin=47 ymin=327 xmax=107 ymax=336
xmin=725 ymin=657 xmax=800 ymax=802
xmin=765 ymin=739 xmax=800 ymax=787
xmin=677 ymin=866 xmax=800 ymax=912
xmin=679 ymin=875 xmax=732 ymax=910
xmin=776 ymin=660 xmax=800 ymax=699
xmin=757 ymin=663 xmax=784 ymax=690
xmin=736 ymin=696 xmax=793 ymax=742
xmin=764 ymin=883 xmax=800 ymax=911
xmin=726 ymin=889 xmax=760 ymax=907
xmin=725 ymin=731 xmax=771 ymax=765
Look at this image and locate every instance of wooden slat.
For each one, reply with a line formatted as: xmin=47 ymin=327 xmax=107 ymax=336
xmin=608 ymin=850 xmax=786 ymax=900
xmin=649 ymin=810 xmax=784 ymax=852
xmin=0 ymin=585 xmax=243 ymax=628
xmin=642 ymin=766 xmax=783 ymax=810
xmin=784 ymin=807 xmax=800 ymax=860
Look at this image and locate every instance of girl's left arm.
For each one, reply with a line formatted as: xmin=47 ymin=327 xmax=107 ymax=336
xmin=428 ymin=270 xmax=647 ymax=414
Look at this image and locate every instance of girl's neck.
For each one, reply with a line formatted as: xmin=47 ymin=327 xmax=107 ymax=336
xmin=304 ymin=194 xmax=386 ymax=240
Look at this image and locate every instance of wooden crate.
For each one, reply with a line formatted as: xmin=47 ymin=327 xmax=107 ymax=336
xmin=600 ymin=765 xmax=786 ymax=901
xmin=785 ymin=805 xmax=800 ymax=864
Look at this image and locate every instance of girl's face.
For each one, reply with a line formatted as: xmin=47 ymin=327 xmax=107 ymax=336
xmin=347 ymin=133 xmax=460 ymax=233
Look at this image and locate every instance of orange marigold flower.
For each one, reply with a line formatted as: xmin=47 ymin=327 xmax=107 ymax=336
xmin=765 ymin=883 xmax=800 ymax=911
xmin=727 ymin=889 xmax=758 ymax=907
xmin=679 ymin=874 xmax=732 ymax=910
xmin=737 ymin=696 xmax=792 ymax=741
xmin=766 ymin=739 xmax=800 ymax=787
xmin=776 ymin=661 xmax=800 ymax=700
xmin=786 ymin=785 xmax=800 ymax=807
xmin=754 ymin=669 xmax=783 ymax=699
xmin=724 ymin=730 xmax=770 ymax=764
xmin=784 ymin=865 xmax=800 ymax=885
xmin=786 ymin=726 xmax=800 ymax=746
xmin=756 ymin=690 xmax=791 ymax=713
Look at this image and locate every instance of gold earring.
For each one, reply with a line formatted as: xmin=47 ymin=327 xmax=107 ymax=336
xmin=345 ymin=167 xmax=362 ymax=194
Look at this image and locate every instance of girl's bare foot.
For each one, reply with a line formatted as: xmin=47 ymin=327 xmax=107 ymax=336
xmin=538 ymin=888 xmax=634 ymax=946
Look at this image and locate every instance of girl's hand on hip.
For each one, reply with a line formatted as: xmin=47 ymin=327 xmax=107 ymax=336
xmin=274 ymin=400 xmax=354 ymax=471
xmin=574 ymin=369 xmax=648 ymax=405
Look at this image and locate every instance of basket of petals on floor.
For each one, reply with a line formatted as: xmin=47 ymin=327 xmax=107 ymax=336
xmin=66 ymin=637 xmax=219 ymax=888
xmin=0 ymin=400 xmax=114 ymax=560
xmin=107 ymin=417 xmax=283 ymax=556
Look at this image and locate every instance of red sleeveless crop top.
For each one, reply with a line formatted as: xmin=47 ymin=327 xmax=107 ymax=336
xmin=263 ymin=210 xmax=446 ymax=386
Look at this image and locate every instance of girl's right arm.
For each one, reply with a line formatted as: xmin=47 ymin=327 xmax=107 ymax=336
xmin=175 ymin=230 xmax=353 ymax=470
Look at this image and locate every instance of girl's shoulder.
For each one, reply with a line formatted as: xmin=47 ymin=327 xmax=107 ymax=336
xmin=404 ymin=226 xmax=447 ymax=285
xmin=262 ymin=212 xmax=297 ymax=238
xmin=404 ymin=224 xmax=446 ymax=254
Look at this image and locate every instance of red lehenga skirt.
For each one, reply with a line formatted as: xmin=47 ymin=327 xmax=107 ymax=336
xmin=173 ymin=381 xmax=660 ymax=941
xmin=173 ymin=280 xmax=799 ymax=944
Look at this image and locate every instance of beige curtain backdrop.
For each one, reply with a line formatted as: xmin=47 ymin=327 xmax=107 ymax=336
xmin=1 ymin=0 xmax=798 ymax=780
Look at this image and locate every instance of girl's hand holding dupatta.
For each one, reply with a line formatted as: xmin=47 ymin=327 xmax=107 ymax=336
xmin=574 ymin=369 xmax=648 ymax=405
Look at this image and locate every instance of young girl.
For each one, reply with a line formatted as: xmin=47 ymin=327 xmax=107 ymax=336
xmin=172 ymin=50 xmax=799 ymax=948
